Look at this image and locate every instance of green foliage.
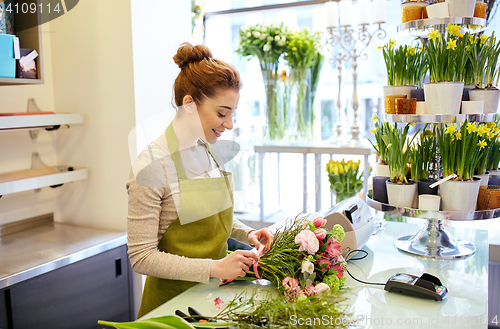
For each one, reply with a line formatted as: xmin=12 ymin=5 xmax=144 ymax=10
xmin=410 ymin=125 xmax=437 ymax=181
xmin=369 ymin=114 xmax=393 ymax=164
xmin=97 ymin=315 xmax=234 ymax=329
xmin=380 ymin=39 xmax=426 ymax=86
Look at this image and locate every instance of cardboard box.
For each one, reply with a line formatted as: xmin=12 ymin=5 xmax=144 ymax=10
xmin=0 ymin=33 xmax=15 ymax=78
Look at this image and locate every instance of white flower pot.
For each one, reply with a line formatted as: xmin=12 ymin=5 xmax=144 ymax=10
xmin=469 ymin=89 xmax=500 ymax=113
xmin=439 ymin=178 xmax=480 ymax=212
xmin=488 ymin=170 xmax=500 ymax=175
xmin=474 ymin=172 xmax=490 ymax=186
xmin=461 ymin=101 xmax=484 ymax=114
xmin=446 ymin=0 xmax=475 ymax=16
xmin=426 ymin=2 xmax=449 ymax=17
xmin=424 ymin=82 xmax=464 ymax=115
xmin=383 ymin=85 xmax=417 ymax=98
xmin=416 ymin=101 xmax=426 ymax=114
xmin=375 ymin=163 xmax=390 ymax=177
xmin=386 ymin=180 xmax=417 ymax=208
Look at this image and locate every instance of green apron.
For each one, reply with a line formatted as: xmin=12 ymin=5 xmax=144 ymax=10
xmin=137 ymin=124 xmax=234 ymax=318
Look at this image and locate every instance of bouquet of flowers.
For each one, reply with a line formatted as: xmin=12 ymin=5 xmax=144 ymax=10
xmin=326 ymin=159 xmax=364 ymax=202
xmin=234 ymin=214 xmax=347 ymax=301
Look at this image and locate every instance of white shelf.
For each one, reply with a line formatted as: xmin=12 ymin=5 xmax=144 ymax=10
xmin=0 ymin=167 xmax=88 ymax=196
xmin=0 ymin=113 xmax=84 ymax=132
xmin=385 ymin=113 xmax=499 ymax=123
xmin=397 ymin=17 xmax=487 ymax=37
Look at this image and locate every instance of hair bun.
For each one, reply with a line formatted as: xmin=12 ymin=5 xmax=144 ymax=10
xmin=174 ymin=42 xmax=213 ymax=70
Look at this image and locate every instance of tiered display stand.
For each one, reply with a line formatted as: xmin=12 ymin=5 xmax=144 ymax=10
xmin=369 ymin=16 xmax=496 ymax=259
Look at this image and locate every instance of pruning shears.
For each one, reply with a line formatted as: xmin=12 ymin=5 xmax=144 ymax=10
xmin=175 ymin=307 xmax=215 ymax=323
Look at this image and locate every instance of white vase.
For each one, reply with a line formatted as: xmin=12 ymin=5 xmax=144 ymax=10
xmin=375 ymin=163 xmax=390 ymax=177
xmin=446 ymin=0 xmax=475 ymax=16
xmin=426 ymin=2 xmax=450 ymax=17
xmin=461 ymin=101 xmax=484 ymax=114
xmin=386 ymin=180 xmax=417 ymax=208
xmin=439 ymin=178 xmax=480 ymax=212
xmin=383 ymin=85 xmax=417 ymax=98
xmin=424 ymin=82 xmax=464 ymax=115
xmin=469 ymin=89 xmax=500 ymax=113
xmin=474 ymin=172 xmax=490 ymax=186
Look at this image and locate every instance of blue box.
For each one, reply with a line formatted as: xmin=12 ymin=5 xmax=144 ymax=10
xmin=0 ymin=33 xmax=16 ymax=78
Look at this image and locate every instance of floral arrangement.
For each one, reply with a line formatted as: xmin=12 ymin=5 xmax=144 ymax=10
xmin=233 ymin=214 xmax=347 ymax=300
xmin=284 ymin=28 xmax=323 ymax=140
xmin=436 ymin=121 xmax=500 ymax=180
xmin=236 ymin=22 xmax=290 ymax=141
xmin=326 ymin=159 xmax=365 ymax=202
xmin=382 ymin=123 xmax=420 ymax=184
xmin=379 ymin=39 xmax=427 ymax=87
xmin=410 ymin=126 xmax=437 ymax=181
xmin=425 ymin=25 xmax=470 ymax=83
xmin=369 ymin=114 xmax=392 ymax=165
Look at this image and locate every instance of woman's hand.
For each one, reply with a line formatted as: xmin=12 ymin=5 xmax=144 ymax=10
xmin=210 ymin=250 xmax=257 ymax=280
xmin=248 ymin=228 xmax=274 ymax=252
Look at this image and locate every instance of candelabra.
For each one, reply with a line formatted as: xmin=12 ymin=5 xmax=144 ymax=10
xmin=325 ymin=0 xmax=387 ymax=147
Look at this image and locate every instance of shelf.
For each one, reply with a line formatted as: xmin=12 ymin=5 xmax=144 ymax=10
xmin=0 ymin=113 xmax=84 ymax=132
xmin=0 ymin=167 xmax=88 ymax=196
xmin=384 ymin=113 xmax=499 ymax=123
xmin=397 ymin=17 xmax=487 ymax=37
xmin=366 ymin=192 xmax=500 ymax=221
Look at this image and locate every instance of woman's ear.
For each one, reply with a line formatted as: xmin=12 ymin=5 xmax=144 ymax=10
xmin=182 ymin=95 xmax=196 ymax=113
xmin=183 ymin=95 xmax=194 ymax=106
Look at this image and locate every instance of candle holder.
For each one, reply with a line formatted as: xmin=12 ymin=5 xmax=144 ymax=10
xmin=326 ymin=22 xmax=387 ymax=147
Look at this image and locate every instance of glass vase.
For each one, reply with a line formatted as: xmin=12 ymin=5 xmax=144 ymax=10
xmin=260 ymin=64 xmax=284 ymax=142
xmin=291 ymin=67 xmax=312 ymax=141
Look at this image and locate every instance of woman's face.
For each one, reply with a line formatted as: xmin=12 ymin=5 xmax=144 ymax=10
xmin=196 ymin=89 xmax=239 ymax=143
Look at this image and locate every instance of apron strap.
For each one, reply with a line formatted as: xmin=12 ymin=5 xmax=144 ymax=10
xmin=165 ymin=124 xmax=188 ymax=180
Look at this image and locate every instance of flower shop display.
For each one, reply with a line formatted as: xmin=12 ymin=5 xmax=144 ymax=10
xmin=326 ymin=159 xmax=366 ymax=202
xmin=284 ymin=28 xmax=323 ymax=141
xmin=424 ymin=27 xmax=470 ymax=114
xmin=382 ymin=123 xmax=420 ymax=207
xmin=410 ymin=126 xmax=439 ymax=197
xmin=237 ymin=22 xmax=290 ymax=141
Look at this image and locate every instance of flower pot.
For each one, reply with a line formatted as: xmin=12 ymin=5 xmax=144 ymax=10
xmin=461 ymin=101 xmax=484 ymax=114
xmin=424 ymin=82 xmax=464 ymax=115
xmin=402 ymin=1 xmax=428 ymax=22
xmin=416 ymin=101 xmax=426 ymax=114
xmin=474 ymin=0 xmax=487 ymax=18
xmin=489 ymin=175 xmax=500 ymax=186
xmin=383 ymin=85 xmax=417 ymax=98
xmin=474 ymin=172 xmax=490 ymax=186
xmin=476 ymin=185 xmax=500 ymax=210
xmin=384 ymin=95 xmax=406 ymax=114
xmin=396 ymin=98 xmax=417 ymax=114
xmin=375 ymin=163 xmax=390 ymax=177
xmin=418 ymin=194 xmax=441 ymax=211
xmin=469 ymin=88 xmax=500 ymax=114
xmin=410 ymin=88 xmax=425 ymax=101
xmin=386 ymin=180 xmax=417 ymax=208
xmin=373 ymin=176 xmax=389 ymax=204
xmin=426 ymin=2 xmax=449 ymax=17
xmin=446 ymin=0 xmax=475 ymax=16
xmin=439 ymin=178 xmax=480 ymax=212
xmin=417 ymin=178 xmax=439 ymax=196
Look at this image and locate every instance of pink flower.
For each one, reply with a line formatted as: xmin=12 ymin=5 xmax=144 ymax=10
xmin=214 ymin=297 xmax=224 ymax=311
xmin=314 ymin=228 xmax=327 ymax=241
xmin=326 ymin=239 xmax=341 ymax=258
xmin=303 ymin=284 xmax=315 ymax=296
xmin=282 ymin=277 xmax=299 ymax=291
xmin=295 ymin=230 xmax=319 ymax=255
xmin=301 ymin=259 xmax=314 ymax=274
xmin=313 ymin=283 xmax=331 ymax=295
xmin=333 ymin=263 xmax=344 ymax=278
xmin=313 ymin=216 xmax=327 ymax=228
xmin=317 ymin=254 xmax=330 ymax=265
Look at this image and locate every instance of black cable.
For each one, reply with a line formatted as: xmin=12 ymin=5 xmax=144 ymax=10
xmin=345 ymin=249 xmax=386 ymax=286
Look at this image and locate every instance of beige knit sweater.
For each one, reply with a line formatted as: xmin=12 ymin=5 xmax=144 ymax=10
xmin=127 ymin=133 xmax=254 ymax=284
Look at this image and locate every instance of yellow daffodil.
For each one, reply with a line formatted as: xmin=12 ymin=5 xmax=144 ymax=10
xmin=423 ymin=129 xmax=433 ymax=137
xmin=445 ymin=125 xmax=457 ymax=135
xmin=377 ymin=45 xmax=382 ymax=49
xmin=477 ymin=125 xmax=488 ymax=137
xmin=469 ymin=35 xmax=476 ymax=43
xmin=478 ymin=140 xmax=487 ymax=149
xmin=389 ymin=39 xmax=397 ymax=49
xmin=446 ymin=24 xmax=461 ymax=37
xmin=409 ymin=122 xmax=415 ymax=126
xmin=371 ymin=114 xmax=379 ymax=121
xmin=370 ymin=128 xmax=376 ymax=134
xmin=467 ymin=122 xmax=477 ymax=133
xmin=480 ymin=34 xmax=488 ymax=44
xmin=487 ymin=122 xmax=496 ymax=129
xmin=458 ymin=33 xmax=464 ymax=38
xmin=455 ymin=131 xmax=462 ymax=140
xmin=447 ymin=39 xmax=457 ymax=50
xmin=428 ymin=29 xmax=440 ymax=41
xmin=419 ymin=45 xmax=424 ymax=51
xmin=487 ymin=131 xmax=495 ymax=140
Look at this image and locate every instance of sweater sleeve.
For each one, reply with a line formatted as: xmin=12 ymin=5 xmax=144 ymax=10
xmin=230 ymin=219 xmax=255 ymax=244
xmin=126 ymin=156 xmax=212 ymax=283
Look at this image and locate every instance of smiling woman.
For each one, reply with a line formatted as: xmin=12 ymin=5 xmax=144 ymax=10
xmin=126 ymin=42 xmax=274 ymax=318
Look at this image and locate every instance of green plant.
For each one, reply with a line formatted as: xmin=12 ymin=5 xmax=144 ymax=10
xmin=410 ymin=125 xmax=436 ymax=181
xmin=475 ymin=122 xmax=500 ymax=174
xmin=486 ymin=122 xmax=500 ymax=170
xmin=369 ymin=114 xmax=392 ymax=165
xmin=382 ymin=123 xmax=419 ymax=184
xmin=380 ymin=40 xmax=425 ymax=86
xmin=484 ymin=33 xmax=500 ymax=89
xmin=470 ymin=34 xmax=491 ymax=88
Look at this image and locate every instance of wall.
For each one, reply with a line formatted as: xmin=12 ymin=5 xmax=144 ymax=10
xmin=0 ymin=23 xmax=56 ymax=225
xmin=48 ymin=0 xmax=136 ymax=231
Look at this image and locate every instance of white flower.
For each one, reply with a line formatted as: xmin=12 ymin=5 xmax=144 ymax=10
xmin=247 ymin=32 xmax=252 ymax=38
xmin=267 ymin=36 xmax=273 ymax=42
xmin=253 ymin=31 xmax=261 ymax=38
xmin=278 ymin=40 xmax=286 ymax=46
xmin=275 ymin=35 xmax=281 ymax=41
xmin=301 ymin=259 xmax=314 ymax=274
xmin=259 ymin=33 xmax=266 ymax=40
xmin=313 ymin=283 xmax=330 ymax=295
xmin=263 ymin=44 xmax=271 ymax=52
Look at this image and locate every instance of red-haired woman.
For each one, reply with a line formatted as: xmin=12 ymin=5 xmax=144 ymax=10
xmin=127 ymin=42 xmax=273 ymax=317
